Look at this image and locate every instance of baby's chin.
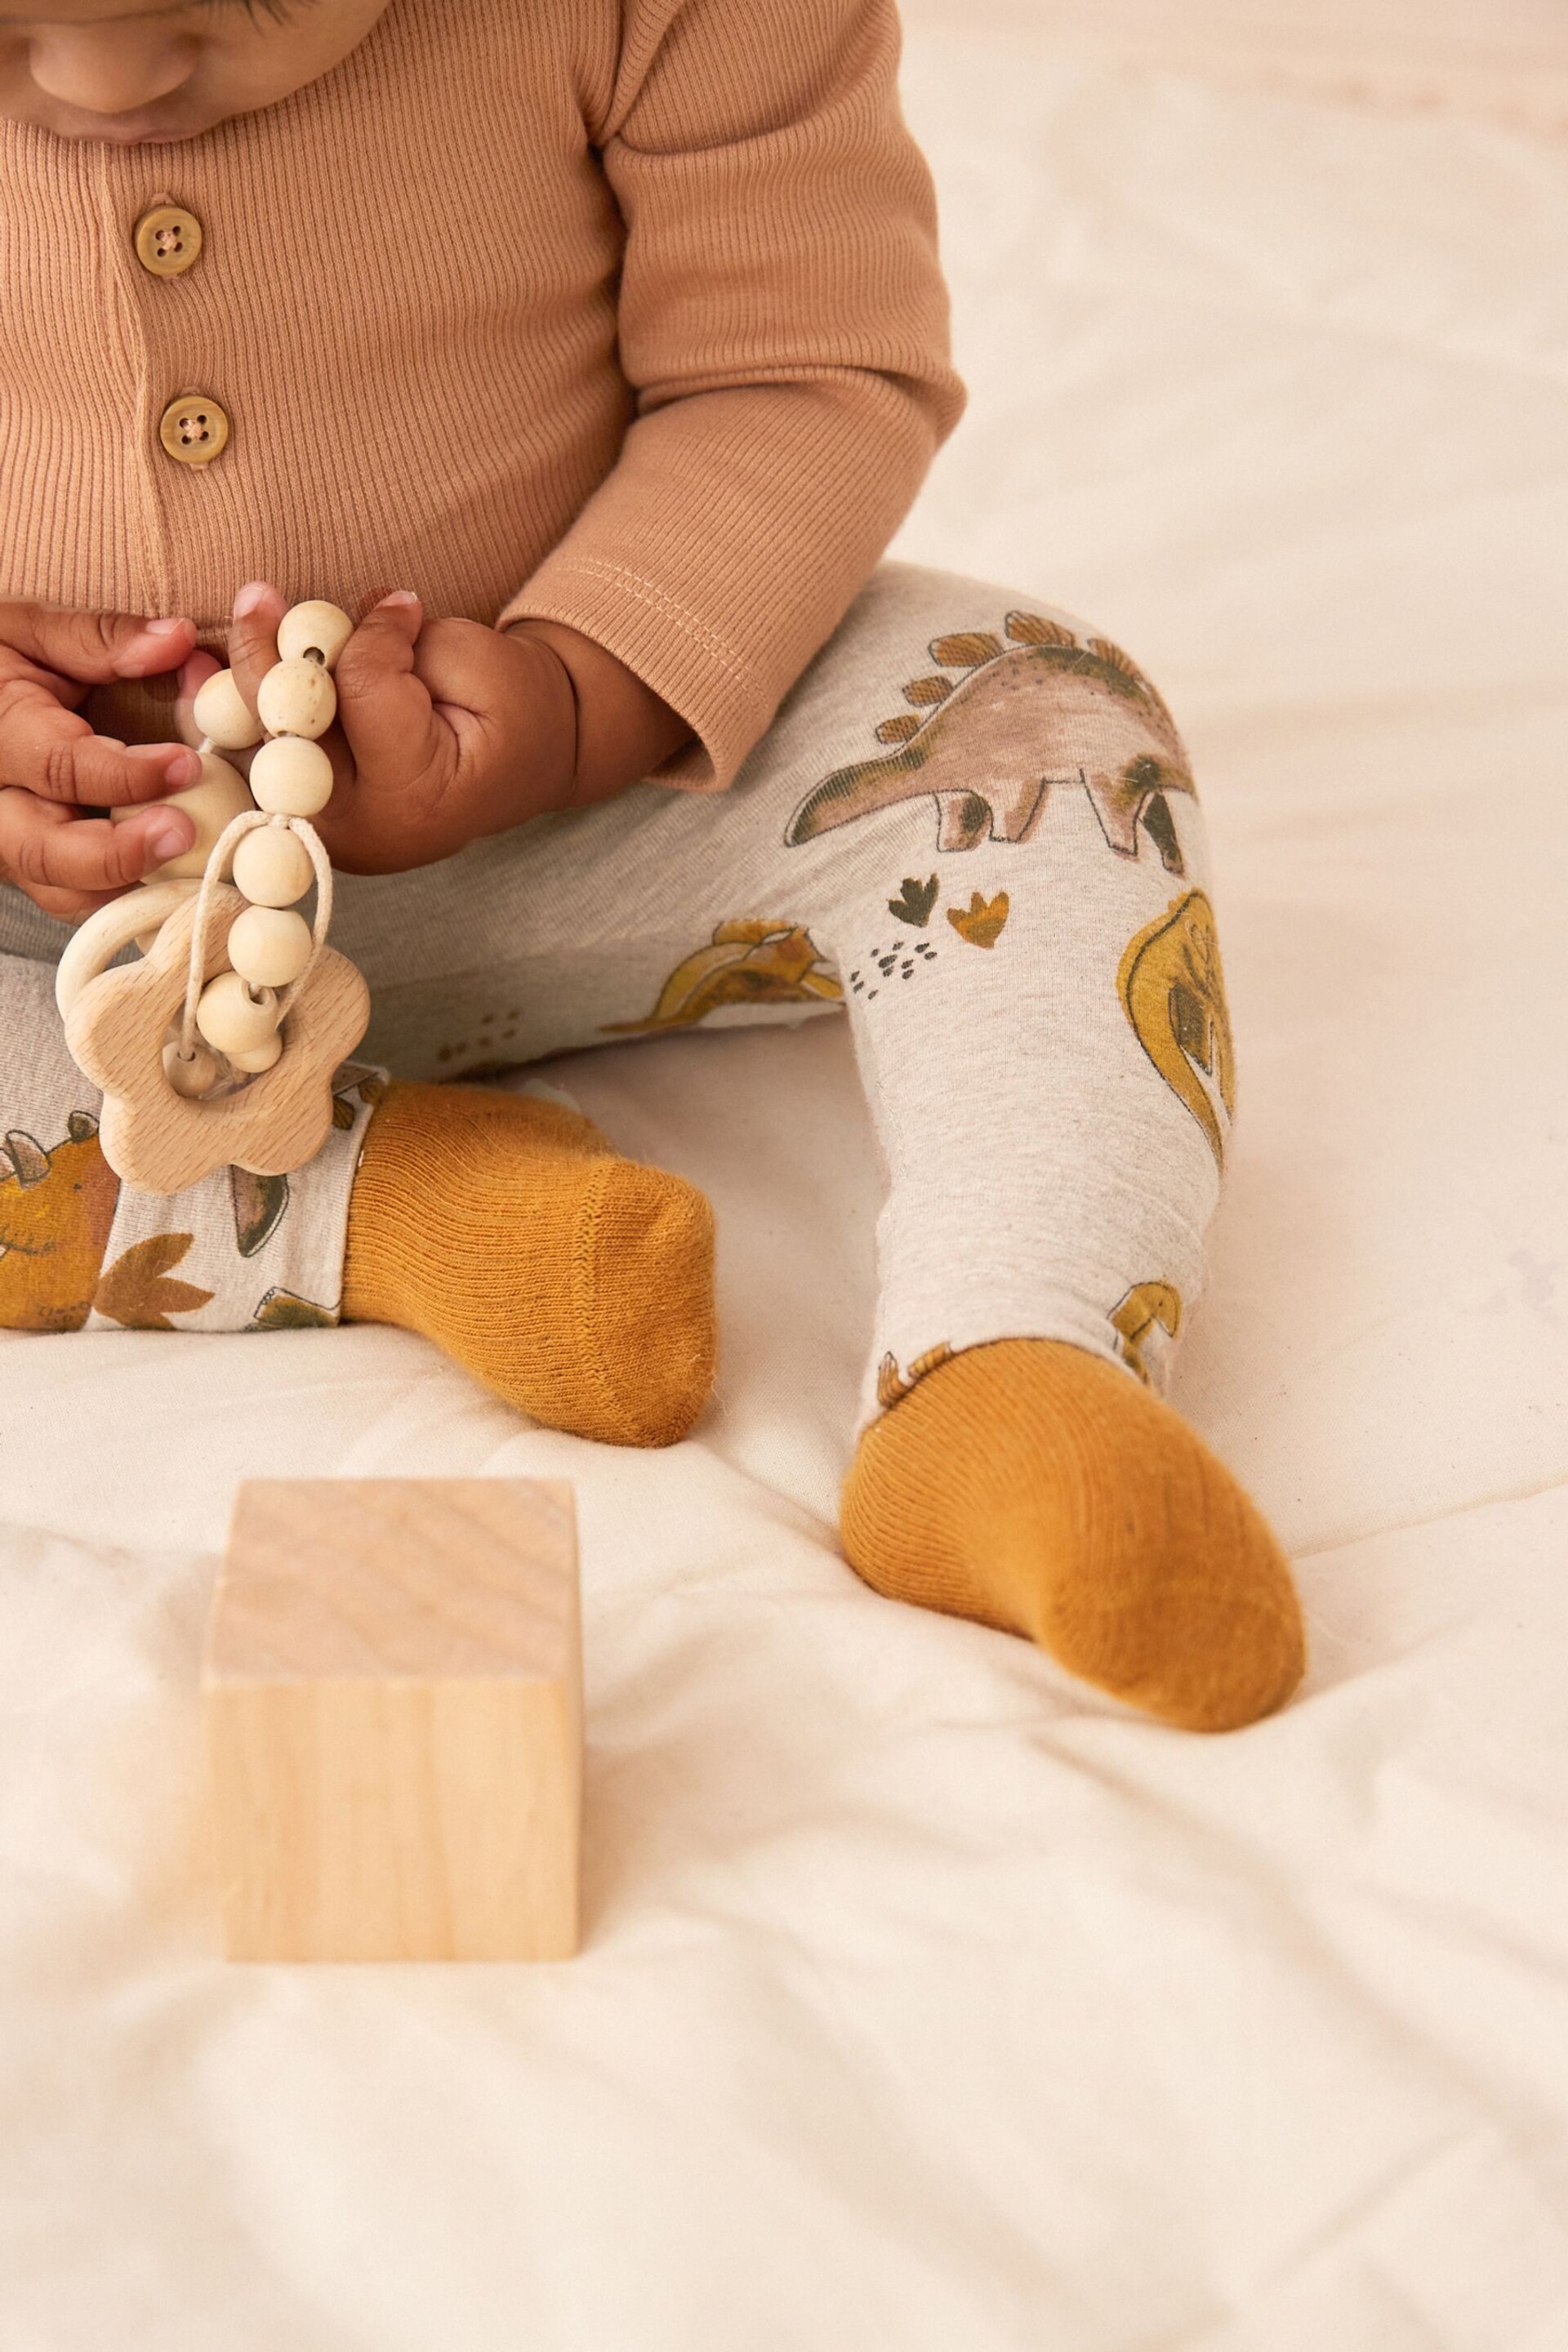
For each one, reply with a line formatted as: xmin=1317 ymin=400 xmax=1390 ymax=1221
xmin=6 ymin=94 xmax=237 ymax=146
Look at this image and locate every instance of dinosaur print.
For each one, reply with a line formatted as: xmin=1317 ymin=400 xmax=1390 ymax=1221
xmin=1111 ymin=1281 xmax=1183 ymax=1383
xmin=604 ymin=919 xmax=842 ymax=1034
xmin=786 ymin=612 xmax=1195 ymax=864
xmin=0 ymin=1114 xmax=119 ymax=1334
xmin=1118 ymin=892 xmax=1235 ymax=1168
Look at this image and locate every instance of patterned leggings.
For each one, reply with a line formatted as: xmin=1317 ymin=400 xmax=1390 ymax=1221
xmin=0 ymin=564 xmax=1234 ymax=1428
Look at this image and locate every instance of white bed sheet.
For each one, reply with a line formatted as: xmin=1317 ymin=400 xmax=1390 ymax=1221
xmin=5 ymin=13 xmax=1568 ymax=2348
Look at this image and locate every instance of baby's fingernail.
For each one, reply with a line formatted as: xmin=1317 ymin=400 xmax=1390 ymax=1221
xmin=143 ymin=617 xmax=189 ymax=639
xmin=234 ymin=581 xmax=271 ymax=619
xmin=381 ymin=590 xmax=420 ymax=607
xmin=149 ymin=818 xmax=193 ymax=861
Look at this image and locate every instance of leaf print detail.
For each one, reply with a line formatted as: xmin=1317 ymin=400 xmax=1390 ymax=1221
xmin=249 ymin=1287 xmax=340 ymax=1331
xmin=889 ymin=875 xmax=939 ymax=928
xmin=93 ymin=1234 xmax=214 ymax=1330
xmin=947 ymin=891 xmax=1010 ymax=949
xmin=331 ymin=1062 xmax=390 ymax=1123
xmin=232 ymin=1169 xmax=290 ymax=1258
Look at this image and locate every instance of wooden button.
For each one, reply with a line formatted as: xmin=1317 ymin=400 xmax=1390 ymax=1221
xmin=134 ymin=203 xmax=203 ymax=278
xmin=158 ymin=393 xmax=230 ymax=467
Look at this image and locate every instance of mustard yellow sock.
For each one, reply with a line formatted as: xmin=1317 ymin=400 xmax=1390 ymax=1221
xmin=841 ymin=1339 xmax=1303 ymax=1731
xmin=342 ymin=1081 xmax=716 ymax=1447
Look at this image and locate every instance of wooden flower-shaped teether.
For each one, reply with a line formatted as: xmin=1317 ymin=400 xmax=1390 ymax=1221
xmin=65 ymin=889 xmax=370 ymax=1193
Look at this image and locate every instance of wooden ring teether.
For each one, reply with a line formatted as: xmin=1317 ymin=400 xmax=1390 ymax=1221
xmin=61 ymin=598 xmax=369 ymax=1194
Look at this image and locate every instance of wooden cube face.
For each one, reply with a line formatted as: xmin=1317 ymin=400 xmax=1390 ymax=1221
xmin=203 ymin=1481 xmax=581 ymax=1962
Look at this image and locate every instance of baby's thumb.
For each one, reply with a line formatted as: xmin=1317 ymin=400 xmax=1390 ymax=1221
xmin=335 ymin=594 xmax=443 ymax=778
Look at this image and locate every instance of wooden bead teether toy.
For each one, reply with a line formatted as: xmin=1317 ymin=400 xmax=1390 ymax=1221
xmin=60 ymin=599 xmax=371 ymax=1193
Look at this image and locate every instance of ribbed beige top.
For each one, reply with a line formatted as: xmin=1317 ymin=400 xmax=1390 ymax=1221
xmin=0 ymin=0 xmax=963 ymax=787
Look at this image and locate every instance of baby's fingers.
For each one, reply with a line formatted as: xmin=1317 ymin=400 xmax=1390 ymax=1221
xmin=0 ymin=601 xmax=195 ymax=687
xmin=335 ymin=593 xmax=452 ymax=786
xmin=0 ymin=788 xmax=194 ymax=913
xmin=0 ymin=684 xmax=200 ymax=806
xmin=225 ymin=581 xmax=287 ymax=716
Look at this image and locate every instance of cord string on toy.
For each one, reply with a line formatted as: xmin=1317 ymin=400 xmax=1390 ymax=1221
xmin=177 ymin=801 xmax=336 ymax=1060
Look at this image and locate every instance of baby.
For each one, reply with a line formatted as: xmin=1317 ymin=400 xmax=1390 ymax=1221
xmin=0 ymin=0 xmax=1303 ymax=1730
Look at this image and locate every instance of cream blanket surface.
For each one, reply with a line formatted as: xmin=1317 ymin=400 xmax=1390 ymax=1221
xmin=4 ymin=9 xmax=1568 ymax=2347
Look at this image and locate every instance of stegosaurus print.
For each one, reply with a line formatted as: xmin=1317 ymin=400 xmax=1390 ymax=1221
xmin=786 ymin=612 xmax=1195 ymax=866
xmin=0 ymin=1113 xmax=119 ymax=1334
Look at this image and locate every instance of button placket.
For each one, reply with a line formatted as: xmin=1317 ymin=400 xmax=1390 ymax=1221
xmin=132 ymin=198 xmax=232 ymax=470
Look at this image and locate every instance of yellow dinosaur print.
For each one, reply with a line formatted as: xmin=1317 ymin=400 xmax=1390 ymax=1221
xmin=876 ymin=1341 xmax=956 ymax=1410
xmin=1111 ymin=1282 xmax=1183 ymax=1383
xmin=787 ymin=612 xmax=1195 ymax=865
xmin=0 ymin=1114 xmax=120 ymax=1334
xmin=1118 ymin=892 xmax=1236 ymax=1167
xmin=604 ymin=919 xmax=842 ymax=1034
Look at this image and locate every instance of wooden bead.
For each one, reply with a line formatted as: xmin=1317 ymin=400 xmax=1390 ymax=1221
xmin=228 ymin=1031 xmax=285 ymax=1076
xmin=278 ymin=600 xmax=354 ymax=673
xmin=192 ymin=668 xmax=263 ymax=751
xmin=112 ymin=752 xmax=253 ymax=880
xmin=256 ymin=657 xmax=336 ymax=741
xmin=163 ymin=1040 xmax=221 ymax=1099
xmin=228 ymin=904 xmax=314 ymax=990
xmin=232 ymin=825 xmax=314 ymax=908
xmin=196 ymin=970 xmax=281 ymax=1055
xmin=249 ymin=736 xmax=334 ymax=817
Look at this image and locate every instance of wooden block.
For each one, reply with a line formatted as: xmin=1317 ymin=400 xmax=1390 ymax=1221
xmin=203 ymin=1480 xmax=581 ymax=1962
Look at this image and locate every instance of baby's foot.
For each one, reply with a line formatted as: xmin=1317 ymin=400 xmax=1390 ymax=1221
xmin=343 ymin=1081 xmax=715 ymax=1446
xmin=840 ymin=1339 xmax=1303 ymax=1731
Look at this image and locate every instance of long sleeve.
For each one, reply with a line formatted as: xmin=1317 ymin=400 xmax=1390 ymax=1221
xmin=498 ymin=0 xmax=966 ymax=788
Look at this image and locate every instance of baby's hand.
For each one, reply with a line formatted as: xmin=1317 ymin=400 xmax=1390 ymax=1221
xmin=0 ymin=602 xmax=202 ymax=920
xmin=222 ymin=586 xmax=577 ymax=875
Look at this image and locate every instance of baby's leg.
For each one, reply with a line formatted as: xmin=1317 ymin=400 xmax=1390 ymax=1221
xmin=329 ymin=563 xmax=1301 ymax=1726
xmin=762 ymin=569 xmax=1300 ymax=1728
xmin=773 ymin=568 xmax=1301 ymax=1728
xmin=0 ymin=924 xmax=714 ymax=1441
